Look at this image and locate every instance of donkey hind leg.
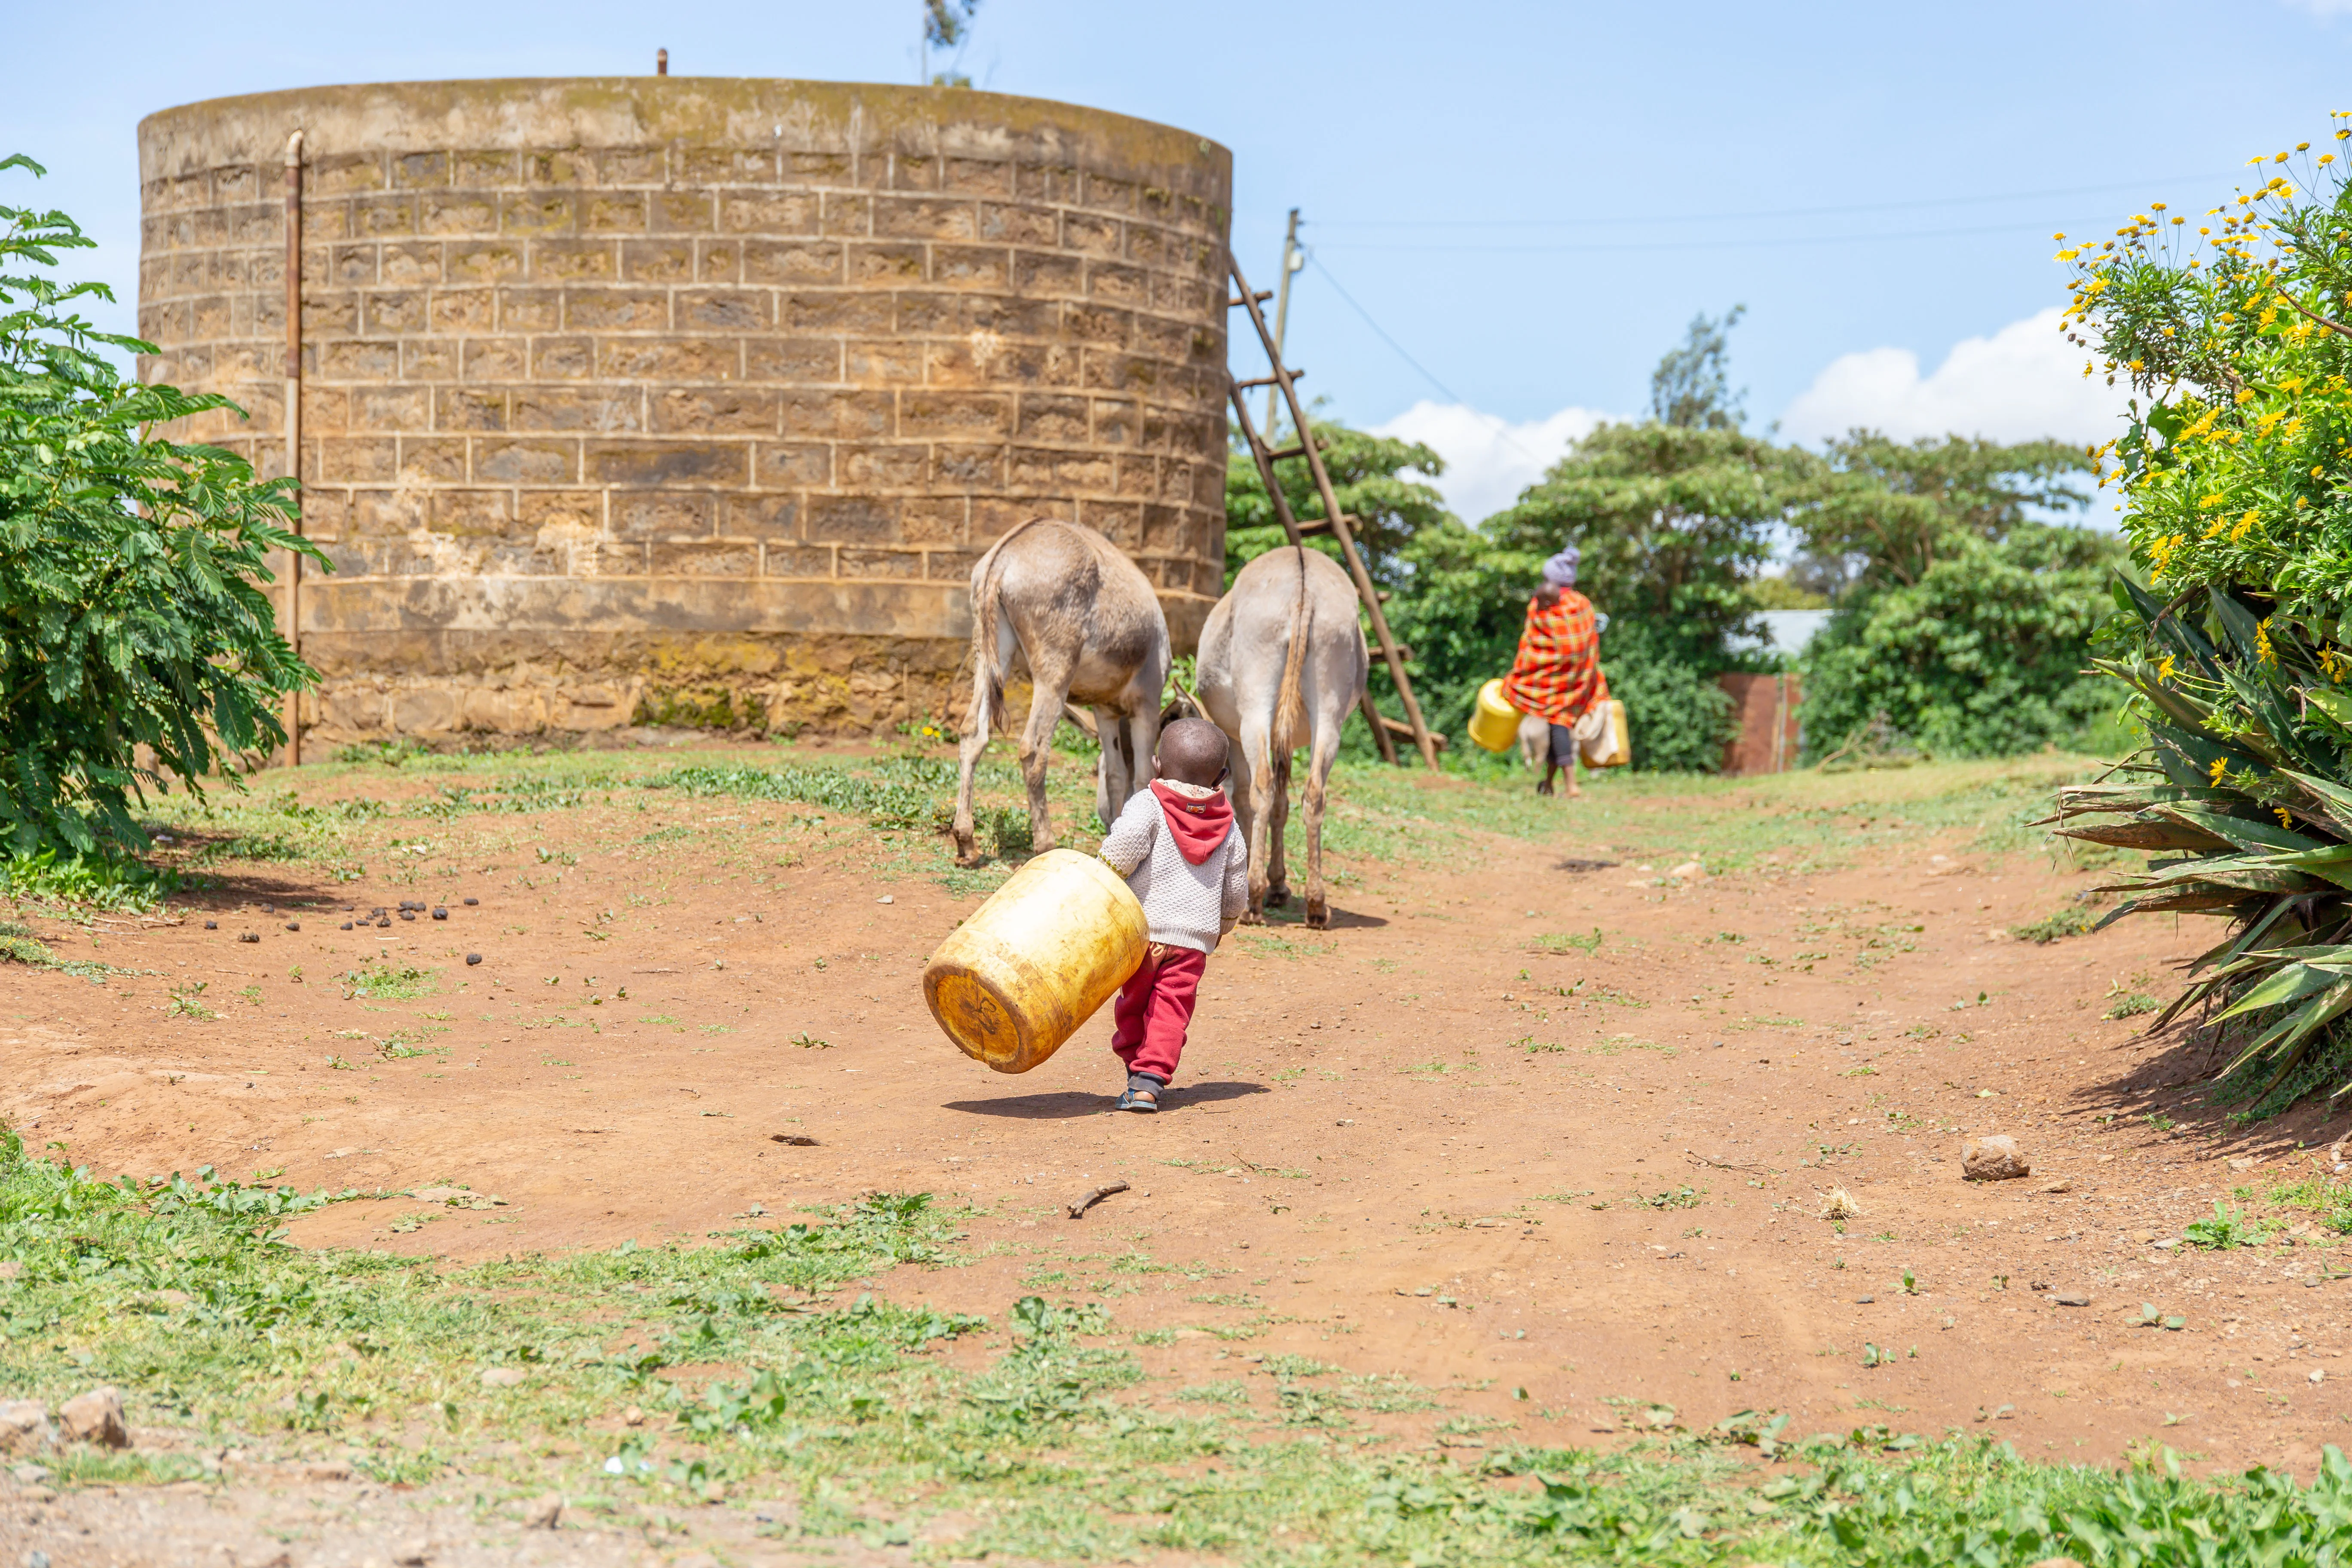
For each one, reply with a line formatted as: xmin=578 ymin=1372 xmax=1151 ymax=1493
xmin=1233 ymin=717 xmax=1276 ymax=923
xmin=1093 ymin=706 xmax=1136 ymax=830
xmin=951 ymin=658 xmax=999 ymax=866
xmin=1265 ymin=747 xmax=1294 ymax=908
xmin=1018 ymin=654 xmax=1077 ymax=855
xmin=1302 ymin=712 xmax=1344 ymax=930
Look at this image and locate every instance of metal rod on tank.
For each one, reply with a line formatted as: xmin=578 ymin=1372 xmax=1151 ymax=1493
xmin=657 ymin=48 xmax=668 ymax=75
xmin=282 ymin=129 xmax=303 ymax=768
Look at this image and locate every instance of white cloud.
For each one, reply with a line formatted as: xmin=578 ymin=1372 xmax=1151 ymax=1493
xmin=1369 ymin=400 xmax=1611 ymax=523
xmin=1776 ymin=306 xmax=2128 ymax=448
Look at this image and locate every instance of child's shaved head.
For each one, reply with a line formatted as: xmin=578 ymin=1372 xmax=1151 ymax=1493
xmin=1156 ymin=718 xmax=1229 ymax=787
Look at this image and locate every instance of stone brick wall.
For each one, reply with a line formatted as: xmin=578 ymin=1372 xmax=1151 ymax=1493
xmin=136 ymin=79 xmax=1232 ymax=741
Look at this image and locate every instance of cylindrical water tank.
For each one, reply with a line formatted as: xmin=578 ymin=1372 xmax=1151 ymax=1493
xmin=136 ymin=80 xmax=1232 ymax=741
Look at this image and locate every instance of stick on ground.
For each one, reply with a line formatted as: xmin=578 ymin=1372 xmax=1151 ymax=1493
xmin=1068 ymin=1181 xmax=1130 ymax=1219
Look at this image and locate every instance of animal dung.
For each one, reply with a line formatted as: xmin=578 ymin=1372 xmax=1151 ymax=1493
xmin=340 ymin=921 xmax=353 ymax=930
xmin=463 ymin=897 xmax=479 ymax=906
xmin=238 ymin=932 xmax=260 ymax=944
xmin=203 ymin=921 xmax=217 ymax=930
xmin=432 ymin=907 xmax=448 ymax=920
xmin=399 ymin=910 xmax=416 ymax=922
xmin=285 ymin=922 xmax=300 ymax=932
xmin=466 ymin=953 xmax=483 ymax=966
xmin=770 ymin=1133 xmax=818 ymax=1146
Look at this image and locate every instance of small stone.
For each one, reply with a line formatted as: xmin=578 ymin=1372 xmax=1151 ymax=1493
xmin=392 ymin=1540 xmax=431 ymax=1567
xmin=285 ymin=922 xmax=300 ymax=932
xmin=2054 ymin=1293 xmax=2092 ymax=1307
xmin=523 ymin=1493 xmax=564 ymax=1528
xmin=238 ymin=931 xmax=260 ymax=944
xmin=0 ymin=1400 xmax=49 ymax=1455
xmin=2229 ymin=1156 xmax=2256 ymax=1171
xmin=1669 ymin=861 xmax=1703 ymax=879
xmin=463 ymin=897 xmax=479 ymax=906
xmin=12 ymin=1461 xmax=50 ymax=1485
xmin=2025 ymin=1559 xmax=2088 ymax=1568
xmin=1962 ymin=1135 xmax=2031 ymax=1181
xmin=432 ymin=907 xmax=447 ymax=920
xmin=623 ymin=1404 xmax=645 ymax=1426
xmin=2154 ymin=1237 xmax=2180 ymax=1251
xmin=1854 ymin=1295 xmax=1874 ymax=1304
xmin=466 ymin=953 xmax=483 ymax=966
xmin=203 ymin=920 xmax=217 ymax=930
xmin=2313 ymin=1368 xmax=2328 ymax=1385
xmin=58 ymin=1386 xmax=128 ymax=1449
xmin=479 ymin=1366 xmax=527 ymax=1388
xmin=877 ymin=894 xmax=894 ymax=904
xmin=303 ymin=1461 xmax=352 ymax=1480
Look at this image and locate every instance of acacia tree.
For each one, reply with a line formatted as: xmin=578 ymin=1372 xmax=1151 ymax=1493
xmin=0 ymin=156 xmax=320 ymax=859
xmin=2046 ymin=118 xmax=2352 ymax=1109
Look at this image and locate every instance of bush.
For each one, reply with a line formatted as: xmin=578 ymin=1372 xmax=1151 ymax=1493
xmin=0 ymin=156 xmax=319 ymax=858
xmin=1801 ymin=523 xmax=2124 ymax=760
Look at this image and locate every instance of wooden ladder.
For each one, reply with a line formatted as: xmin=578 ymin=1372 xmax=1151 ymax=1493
xmin=1226 ymin=256 xmax=1442 ymax=770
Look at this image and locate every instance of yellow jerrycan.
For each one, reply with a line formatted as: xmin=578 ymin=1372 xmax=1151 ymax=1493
xmin=922 ymin=848 xmax=1148 ymax=1074
xmin=1468 ymin=678 xmax=1522 ymax=753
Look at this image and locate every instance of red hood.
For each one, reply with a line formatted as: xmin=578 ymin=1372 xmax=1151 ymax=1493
xmin=1148 ymin=780 xmax=1234 ymax=864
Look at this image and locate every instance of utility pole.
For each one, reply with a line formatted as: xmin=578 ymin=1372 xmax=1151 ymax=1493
xmin=1262 ymin=208 xmax=1303 ymax=439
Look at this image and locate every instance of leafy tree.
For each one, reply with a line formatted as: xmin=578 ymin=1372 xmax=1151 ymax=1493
xmin=0 ymin=156 xmax=320 ymax=859
xmin=1649 ymin=306 xmax=1746 ymax=431
xmin=1223 ymin=419 xmax=1452 ymax=593
xmin=1792 ymin=432 xmax=2114 ymax=758
xmin=1801 ymin=432 xmax=2092 ymax=593
xmin=923 ymin=0 xmax=980 ymax=86
xmin=1801 ymin=522 xmax=2123 ymax=760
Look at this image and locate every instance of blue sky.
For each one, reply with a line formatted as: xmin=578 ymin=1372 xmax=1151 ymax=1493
xmin=8 ymin=0 xmax=2352 ymax=519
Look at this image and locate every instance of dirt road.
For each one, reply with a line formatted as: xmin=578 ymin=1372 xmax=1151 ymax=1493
xmin=3 ymin=744 xmax=2347 ymax=1559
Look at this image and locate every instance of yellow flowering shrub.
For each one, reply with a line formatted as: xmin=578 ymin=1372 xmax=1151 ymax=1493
xmin=2064 ymin=119 xmax=2352 ymax=625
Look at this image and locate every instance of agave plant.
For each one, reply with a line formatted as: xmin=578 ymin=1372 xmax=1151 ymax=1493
xmin=2049 ymin=579 xmax=2352 ymax=1106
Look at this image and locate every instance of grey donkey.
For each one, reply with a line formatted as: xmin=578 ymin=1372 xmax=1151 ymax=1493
xmin=950 ymin=518 xmax=1170 ymax=866
xmin=1195 ymin=545 xmax=1368 ymax=929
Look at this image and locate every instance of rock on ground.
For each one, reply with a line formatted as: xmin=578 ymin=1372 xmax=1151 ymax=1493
xmin=57 ymin=1387 xmax=128 ymax=1449
xmin=1963 ymin=1135 xmax=2030 ymax=1181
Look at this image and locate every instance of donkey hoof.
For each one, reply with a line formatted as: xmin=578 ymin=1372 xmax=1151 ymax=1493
xmin=1238 ymin=908 xmax=1267 ymax=927
xmin=1265 ymin=885 xmax=1292 ymax=908
xmin=1305 ymin=900 xmax=1330 ymax=930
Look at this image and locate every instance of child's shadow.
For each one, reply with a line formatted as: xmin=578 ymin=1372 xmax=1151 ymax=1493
xmin=943 ymin=1080 xmax=1271 ymax=1120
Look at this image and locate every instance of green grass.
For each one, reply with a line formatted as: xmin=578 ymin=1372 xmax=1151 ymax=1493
xmin=7 ymin=1130 xmax=2352 ymax=1563
xmin=2012 ymin=900 xmax=2102 ymax=944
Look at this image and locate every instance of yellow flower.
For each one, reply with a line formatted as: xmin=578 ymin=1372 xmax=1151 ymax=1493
xmin=2232 ymin=511 xmax=2256 ymax=542
xmin=2159 ymin=653 xmax=2178 ymax=683
xmin=2278 ymin=807 xmax=2296 ymax=830
xmin=2211 ymin=757 xmax=2231 ymax=786
xmin=2257 ymin=616 xmax=2278 ymax=665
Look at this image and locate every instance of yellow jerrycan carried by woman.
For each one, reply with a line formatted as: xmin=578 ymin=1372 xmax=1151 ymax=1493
xmin=1467 ymin=678 xmax=1523 ymax=753
xmin=922 ymin=848 xmax=1148 ymax=1073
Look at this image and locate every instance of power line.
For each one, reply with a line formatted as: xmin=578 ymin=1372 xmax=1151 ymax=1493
xmin=1308 ymin=171 xmax=2244 ymax=231
xmin=1315 ymin=218 xmax=2074 ymax=257
xmin=1304 ymin=252 xmax=1552 ymax=470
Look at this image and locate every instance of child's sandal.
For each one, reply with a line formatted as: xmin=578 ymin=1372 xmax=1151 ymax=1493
xmin=1116 ymin=1085 xmax=1158 ymax=1112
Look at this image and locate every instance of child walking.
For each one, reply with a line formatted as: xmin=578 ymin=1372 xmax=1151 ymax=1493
xmin=1096 ymin=718 xmax=1250 ymax=1113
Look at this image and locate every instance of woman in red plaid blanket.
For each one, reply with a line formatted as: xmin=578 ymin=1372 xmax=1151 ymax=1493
xmin=1501 ymin=546 xmax=1609 ymax=798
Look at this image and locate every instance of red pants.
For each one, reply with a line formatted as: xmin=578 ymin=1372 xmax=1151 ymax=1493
xmin=1110 ymin=941 xmax=1206 ymax=1082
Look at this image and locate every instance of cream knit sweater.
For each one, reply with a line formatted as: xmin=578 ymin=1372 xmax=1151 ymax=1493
xmin=1098 ymin=784 xmax=1250 ymax=953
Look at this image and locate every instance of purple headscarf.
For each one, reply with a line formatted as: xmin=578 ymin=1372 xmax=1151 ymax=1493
xmin=1541 ymin=547 xmax=1580 ymax=588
